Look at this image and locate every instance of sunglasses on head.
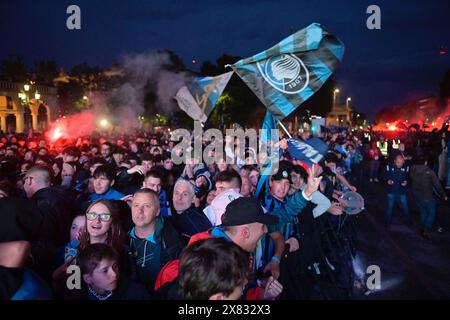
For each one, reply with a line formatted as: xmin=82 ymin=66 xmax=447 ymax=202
xmin=86 ymin=212 xmax=112 ymax=221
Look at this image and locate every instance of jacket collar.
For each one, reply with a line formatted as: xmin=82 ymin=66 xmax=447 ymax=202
xmin=130 ymin=216 xmax=164 ymax=244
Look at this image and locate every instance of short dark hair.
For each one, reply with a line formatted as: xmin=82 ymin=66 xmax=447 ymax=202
xmin=162 ymin=151 xmax=172 ymax=161
xmin=323 ymin=152 xmax=339 ymax=164
xmin=113 ymin=147 xmax=126 ymax=155
xmin=153 ymin=154 xmax=163 ymax=163
xmin=78 ymin=243 xmax=119 ymax=275
xmin=62 ymin=146 xmax=81 ymax=158
xmin=241 ymin=164 xmax=258 ymax=172
xmin=127 ymin=154 xmax=140 ymax=163
xmin=214 ymin=169 xmax=242 ymax=189
xmin=140 ymin=153 xmax=153 ymax=162
xmin=93 ymin=165 xmax=116 ymax=181
xmin=81 ymin=145 xmax=90 ymax=153
xmin=89 ymin=157 xmax=107 ymax=167
xmin=179 ymin=238 xmax=250 ymax=300
xmin=414 ymin=155 xmax=427 ymax=165
xmin=292 ymin=165 xmax=308 ymax=182
xmin=144 ymin=169 xmax=162 ymax=181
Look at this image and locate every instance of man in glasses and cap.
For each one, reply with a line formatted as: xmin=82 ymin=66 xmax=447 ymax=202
xmin=156 ymin=197 xmax=283 ymax=300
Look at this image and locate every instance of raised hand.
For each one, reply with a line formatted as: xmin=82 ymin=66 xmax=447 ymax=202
xmin=127 ymin=165 xmax=145 ymax=175
xmin=304 ymin=164 xmax=323 ymax=197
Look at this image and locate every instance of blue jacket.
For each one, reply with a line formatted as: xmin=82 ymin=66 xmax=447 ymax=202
xmin=128 ymin=216 xmax=184 ymax=292
xmin=258 ymin=190 xmax=309 ymax=270
xmin=11 ymin=269 xmax=52 ymax=300
xmin=383 ymin=164 xmax=409 ymax=194
xmin=261 ymin=190 xmax=309 ymax=232
xmin=88 ymin=188 xmax=125 ymax=201
xmin=159 ymin=189 xmax=170 ymax=218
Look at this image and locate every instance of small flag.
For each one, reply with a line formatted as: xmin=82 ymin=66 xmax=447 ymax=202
xmin=287 ymin=137 xmax=328 ymax=166
xmin=255 ymin=111 xmax=279 ymax=200
xmin=175 ymin=71 xmax=233 ymax=122
xmin=228 ymin=23 xmax=344 ymax=121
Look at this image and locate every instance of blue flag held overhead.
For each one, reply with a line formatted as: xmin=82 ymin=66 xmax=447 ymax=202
xmin=255 ymin=111 xmax=279 ymax=199
xmin=287 ymin=137 xmax=329 ymax=166
xmin=175 ymin=72 xmax=233 ymax=122
xmin=228 ymin=23 xmax=344 ymax=120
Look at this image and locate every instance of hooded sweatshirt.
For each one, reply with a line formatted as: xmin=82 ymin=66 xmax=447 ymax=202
xmin=128 ymin=216 xmax=183 ymax=293
xmin=410 ymin=164 xmax=446 ymax=201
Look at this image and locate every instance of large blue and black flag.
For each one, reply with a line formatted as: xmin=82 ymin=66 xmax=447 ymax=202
xmin=228 ymin=23 xmax=345 ymax=120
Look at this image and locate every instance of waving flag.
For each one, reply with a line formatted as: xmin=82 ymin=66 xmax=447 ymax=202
xmin=228 ymin=23 xmax=344 ymax=120
xmin=255 ymin=111 xmax=279 ymax=200
xmin=287 ymin=137 xmax=328 ymax=166
xmin=175 ymin=71 xmax=233 ymax=122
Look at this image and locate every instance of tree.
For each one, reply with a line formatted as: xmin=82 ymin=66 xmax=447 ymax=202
xmin=209 ymin=92 xmax=235 ymax=128
xmin=200 ymin=61 xmax=217 ymax=76
xmin=158 ymin=49 xmax=186 ymax=73
xmin=33 ymin=60 xmax=59 ymax=85
xmin=70 ymin=63 xmax=96 ymax=78
xmin=0 ymin=55 xmax=28 ymax=82
xmin=199 ymin=53 xmax=265 ymax=128
xmin=57 ymin=80 xmax=84 ymax=115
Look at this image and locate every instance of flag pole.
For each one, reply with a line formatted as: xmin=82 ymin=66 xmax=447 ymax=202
xmin=277 ymin=120 xmax=292 ymax=139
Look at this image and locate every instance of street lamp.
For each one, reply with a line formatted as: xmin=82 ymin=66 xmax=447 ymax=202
xmin=34 ymin=91 xmax=41 ymax=100
xmin=346 ymin=97 xmax=351 ymax=109
xmin=333 ymin=89 xmax=340 ymax=107
xmin=24 ymin=84 xmax=30 ymax=92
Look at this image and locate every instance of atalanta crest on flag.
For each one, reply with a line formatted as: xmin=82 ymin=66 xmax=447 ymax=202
xmin=257 ymin=54 xmax=309 ymax=95
xmin=229 ymin=23 xmax=345 ymax=121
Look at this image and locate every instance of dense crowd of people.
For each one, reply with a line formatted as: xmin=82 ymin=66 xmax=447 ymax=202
xmin=0 ymin=122 xmax=449 ymax=300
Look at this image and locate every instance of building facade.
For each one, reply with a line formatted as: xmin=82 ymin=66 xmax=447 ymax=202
xmin=0 ymin=81 xmax=57 ymax=133
xmin=326 ymin=103 xmax=353 ymax=127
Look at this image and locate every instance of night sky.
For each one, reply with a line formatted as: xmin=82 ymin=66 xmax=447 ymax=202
xmin=1 ymin=0 xmax=449 ymax=119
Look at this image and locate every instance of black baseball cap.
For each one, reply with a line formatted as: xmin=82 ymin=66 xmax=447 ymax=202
xmin=221 ymin=197 xmax=279 ymax=227
xmin=270 ymin=160 xmax=292 ymax=182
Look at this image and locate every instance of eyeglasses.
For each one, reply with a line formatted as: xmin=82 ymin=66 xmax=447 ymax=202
xmin=86 ymin=212 xmax=112 ymax=221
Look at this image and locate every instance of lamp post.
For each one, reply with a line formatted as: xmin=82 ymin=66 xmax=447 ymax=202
xmin=18 ymin=83 xmax=43 ymax=131
xmin=346 ymin=97 xmax=351 ymax=110
xmin=333 ymin=89 xmax=340 ymax=107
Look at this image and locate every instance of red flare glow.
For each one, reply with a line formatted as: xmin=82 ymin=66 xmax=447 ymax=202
xmin=52 ymin=127 xmax=63 ymax=141
xmin=46 ymin=111 xmax=95 ymax=143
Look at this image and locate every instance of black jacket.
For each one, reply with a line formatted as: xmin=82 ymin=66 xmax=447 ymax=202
xmin=31 ymin=186 xmax=74 ymax=246
xmin=0 ymin=197 xmax=44 ymax=243
xmin=169 ymin=206 xmax=212 ymax=241
xmin=410 ymin=165 xmax=446 ymax=201
xmin=383 ymin=164 xmax=409 ymax=194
